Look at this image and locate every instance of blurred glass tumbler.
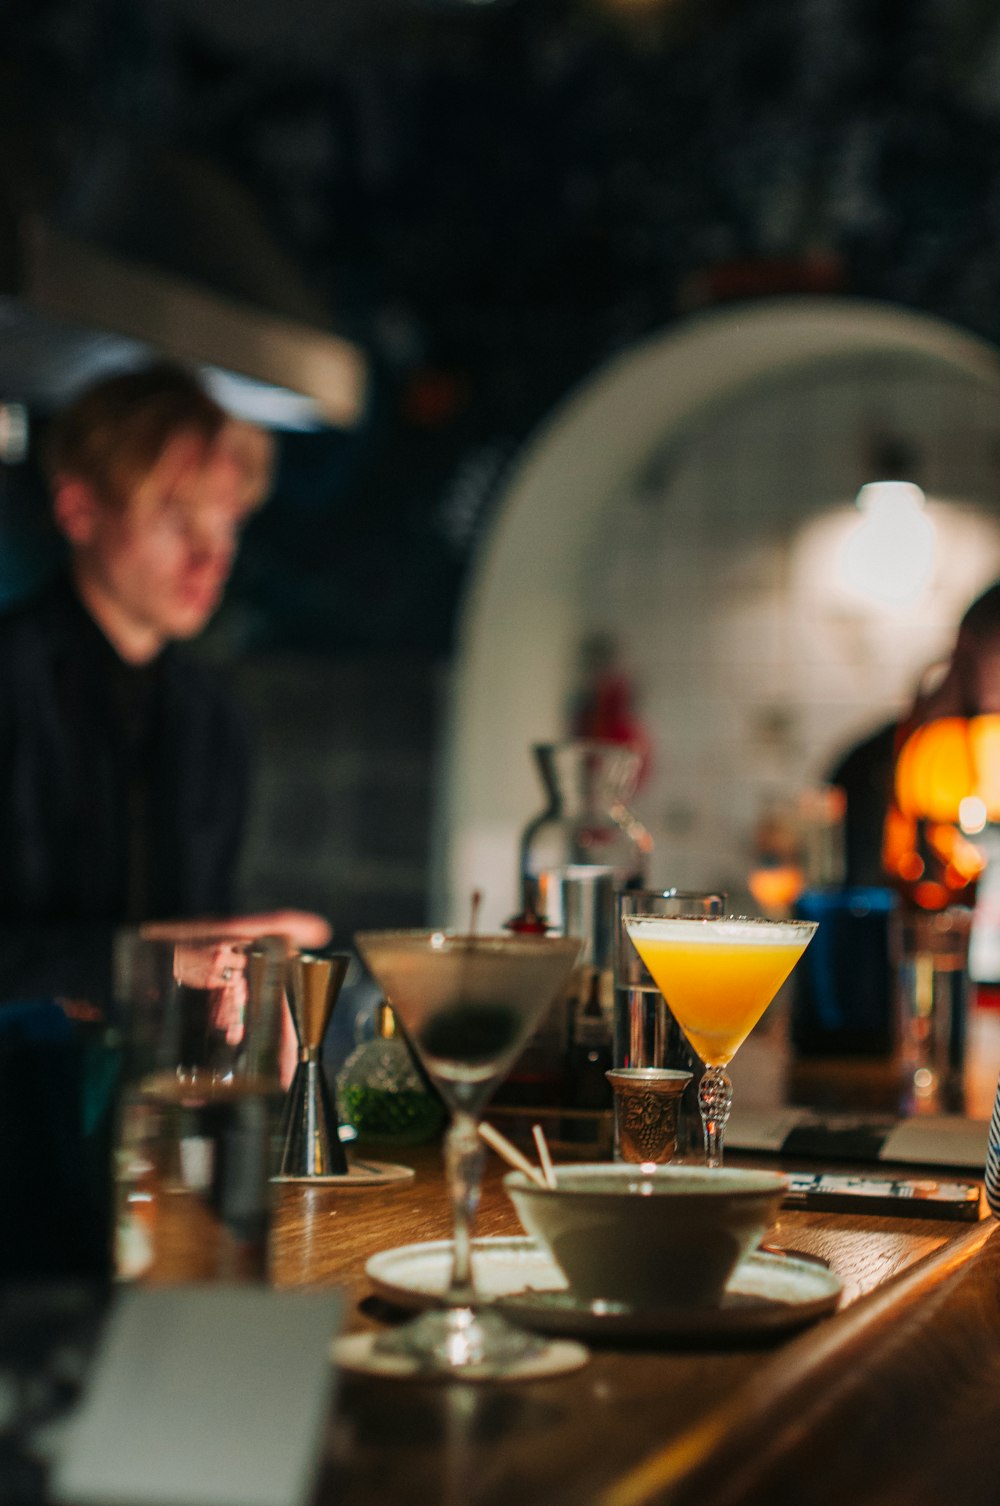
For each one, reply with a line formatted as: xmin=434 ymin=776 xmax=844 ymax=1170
xmin=606 ymin=1068 xmax=693 ymax=1163
xmin=113 ymin=929 xmax=288 ymax=1283
xmin=614 ymin=891 xmax=726 ymax=1067
xmin=614 ymin=890 xmax=724 ymax=1159
xmin=897 ymin=906 xmax=972 ymax=1115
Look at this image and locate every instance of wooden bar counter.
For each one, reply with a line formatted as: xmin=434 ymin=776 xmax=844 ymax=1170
xmin=269 ymin=1143 xmax=1000 ymax=1506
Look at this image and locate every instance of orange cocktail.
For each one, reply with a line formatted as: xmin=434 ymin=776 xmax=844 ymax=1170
xmin=623 ymin=916 xmax=816 ymax=1166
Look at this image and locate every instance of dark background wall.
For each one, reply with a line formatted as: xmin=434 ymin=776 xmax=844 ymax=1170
xmin=4 ymin=0 xmax=1000 ymax=933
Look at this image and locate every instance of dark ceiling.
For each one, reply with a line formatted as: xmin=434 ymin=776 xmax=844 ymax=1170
xmin=4 ymin=0 xmax=1000 ymax=653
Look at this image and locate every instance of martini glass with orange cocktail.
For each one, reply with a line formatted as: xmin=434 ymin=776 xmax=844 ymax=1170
xmin=622 ymin=915 xmax=817 ymax=1167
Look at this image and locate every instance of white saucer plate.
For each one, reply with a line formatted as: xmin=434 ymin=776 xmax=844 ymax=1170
xmin=365 ymin=1236 xmax=842 ymax=1340
xmin=334 ymin=1329 xmax=589 ymax=1383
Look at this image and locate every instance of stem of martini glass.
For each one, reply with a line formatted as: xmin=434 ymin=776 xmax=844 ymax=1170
xmin=698 ymin=1064 xmax=733 ymax=1169
xmin=444 ymin=1109 xmax=483 ymax=1306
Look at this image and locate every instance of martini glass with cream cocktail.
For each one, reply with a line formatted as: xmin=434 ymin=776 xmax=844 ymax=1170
xmin=354 ymin=928 xmax=580 ymax=1377
xmin=622 ymin=916 xmax=816 ymax=1167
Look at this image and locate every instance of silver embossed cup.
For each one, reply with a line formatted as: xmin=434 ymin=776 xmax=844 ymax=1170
xmin=606 ymin=1067 xmax=693 ymax=1164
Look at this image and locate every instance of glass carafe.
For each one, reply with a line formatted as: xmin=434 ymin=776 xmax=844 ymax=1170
xmin=519 ymin=740 xmax=652 ymax=926
xmin=498 ymin=740 xmax=652 ymax=1110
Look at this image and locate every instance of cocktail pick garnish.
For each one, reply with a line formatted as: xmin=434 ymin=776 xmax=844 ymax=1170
xmin=478 ymin=1121 xmax=548 ymax=1188
xmin=532 ymin=1123 xmax=557 ymax=1188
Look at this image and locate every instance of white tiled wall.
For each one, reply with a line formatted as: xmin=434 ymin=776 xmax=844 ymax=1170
xmin=574 ymin=356 xmax=1000 ymax=902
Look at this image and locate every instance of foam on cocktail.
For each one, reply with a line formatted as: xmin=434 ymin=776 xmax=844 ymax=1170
xmin=626 ymin=918 xmax=811 ymax=947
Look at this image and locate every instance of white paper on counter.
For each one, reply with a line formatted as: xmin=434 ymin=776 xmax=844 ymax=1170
xmin=728 ymin=1106 xmax=990 ymax=1169
xmin=878 ymin=1115 xmax=989 ymax=1168
xmin=52 ymin=1285 xmax=343 ymax=1506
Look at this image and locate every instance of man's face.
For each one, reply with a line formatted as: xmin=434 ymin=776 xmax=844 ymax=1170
xmin=77 ymin=427 xmax=257 ymax=647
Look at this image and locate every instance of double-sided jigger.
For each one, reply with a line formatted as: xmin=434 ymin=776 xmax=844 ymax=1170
xmin=280 ymin=951 xmax=350 ymax=1178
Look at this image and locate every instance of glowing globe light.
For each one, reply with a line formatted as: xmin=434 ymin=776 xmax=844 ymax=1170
xmin=839 ymin=481 xmax=936 ymax=607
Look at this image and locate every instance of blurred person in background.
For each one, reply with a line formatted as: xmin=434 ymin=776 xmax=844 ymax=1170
xmin=0 ymin=362 xmax=329 ymax=1274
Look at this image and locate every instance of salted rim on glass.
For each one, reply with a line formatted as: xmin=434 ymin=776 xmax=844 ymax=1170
xmin=622 ymin=915 xmax=818 ymax=945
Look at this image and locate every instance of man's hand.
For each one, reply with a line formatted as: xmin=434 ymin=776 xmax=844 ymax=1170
xmin=141 ymin=910 xmax=332 ymax=950
xmin=170 ymin=939 xmax=249 ymax=1044
xmin=138 ymin=911 xmax=333 ymax=1058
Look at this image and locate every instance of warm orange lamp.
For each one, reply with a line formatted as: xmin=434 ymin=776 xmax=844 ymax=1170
xmin=886 ymin=715 xmax=1000 ymax=909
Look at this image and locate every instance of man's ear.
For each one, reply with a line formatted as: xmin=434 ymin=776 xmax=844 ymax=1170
xmin=52 ymin=476 xmax=101 ymax=546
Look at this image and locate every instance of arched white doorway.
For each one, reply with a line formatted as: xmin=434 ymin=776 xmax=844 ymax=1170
xmin=435 ymin=297 xmax=1000 ymax=930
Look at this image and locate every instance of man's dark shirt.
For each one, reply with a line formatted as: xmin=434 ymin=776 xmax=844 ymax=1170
xmin=0 ymin=577 xmax=249 ymax=1006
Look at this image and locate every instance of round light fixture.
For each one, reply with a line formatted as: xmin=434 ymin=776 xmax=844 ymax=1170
xmin=838 ymin=479 xmax=936 ymax=607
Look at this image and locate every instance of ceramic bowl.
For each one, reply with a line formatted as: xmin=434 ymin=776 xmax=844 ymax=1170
xmin=504 ymin=1162 xmax=788 ymax=1309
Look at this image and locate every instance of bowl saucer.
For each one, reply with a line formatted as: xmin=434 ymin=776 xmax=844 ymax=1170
xmin=365 ymin=1236 xmax=842 ymax=1341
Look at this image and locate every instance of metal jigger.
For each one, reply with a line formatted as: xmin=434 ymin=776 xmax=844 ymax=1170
xmin=280 ymin=952 xmax=350 ymax=1178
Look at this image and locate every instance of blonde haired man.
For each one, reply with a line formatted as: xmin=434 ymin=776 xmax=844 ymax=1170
xmin=0 ymin=362 xmax=327 ymax=1005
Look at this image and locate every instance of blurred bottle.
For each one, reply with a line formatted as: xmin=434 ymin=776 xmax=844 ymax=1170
xmin=749 ymin=785 xmax=846 ymax=919
xmin=492 ymin=902 xmax=573 ymax=1107
xmin=788 ymin=782 xmax=899 ymax=1061
xmin=800 ymin=785 xmax=848 ymax=890
xmin=336 ymin=1002 xmax=445 ymax=1146
xmin=566 ymin=968 xmax=613 ymax=1112
xmin=790 ymin=887 xmax=898 ymax=1058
